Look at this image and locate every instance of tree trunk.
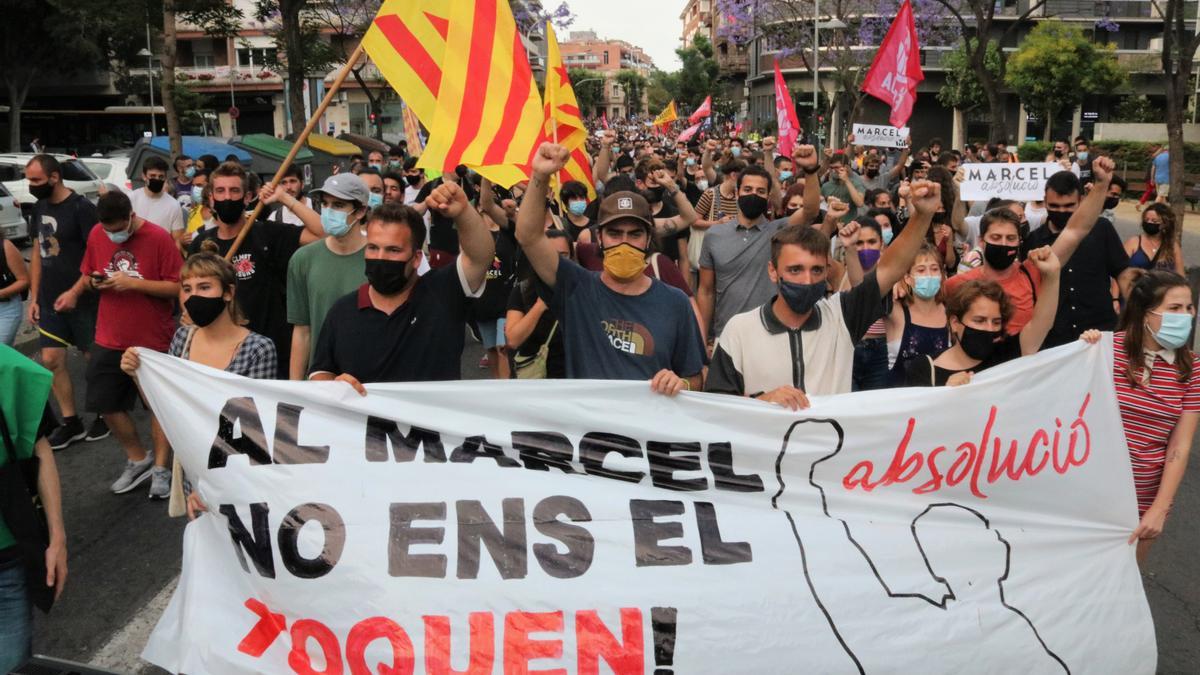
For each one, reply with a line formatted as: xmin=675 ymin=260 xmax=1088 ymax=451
xmin=162 ymin=0 xmax=183 ymax=158
xmin=281 ymin=0 xmax=307 ymax=137
xmin=1165 ymin=71 xmax=1188 ymax=225
xmin=982 ymin=76 xmax=1006 ymax=142
xmin=351 ymin=66 xmax=383 ymax=141
xmin=1043 ymin=113 xmax=1052 ymax=142
xmin=4 ymin=76 xmax=30 ymax=153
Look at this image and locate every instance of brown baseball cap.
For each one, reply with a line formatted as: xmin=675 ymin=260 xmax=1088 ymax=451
xmin=595 ymin=191 xmax=654 ymax=233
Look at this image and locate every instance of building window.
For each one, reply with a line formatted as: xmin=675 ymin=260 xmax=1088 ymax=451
xmin=603 ymin=51 xmax=609 ymax=64
xmin=237 ymin=47 xmax=277 ymax=69
xmin=193 ymin=54 xmax=214 ymax=68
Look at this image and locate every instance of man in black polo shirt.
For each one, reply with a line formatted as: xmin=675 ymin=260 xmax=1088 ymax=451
xmin=1025 ymin=156 xmax=1130 ymax=348
xmin=308 ymin=192 xmax=494 ymax=391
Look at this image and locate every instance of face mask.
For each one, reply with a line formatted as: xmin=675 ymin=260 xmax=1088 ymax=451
xmin=321 ymin=208 xmax=353 ymax=237
xmin=389 ymin=160 xmax=403 ymax=168
xmin=686 ymin=157 xmax=697 ymax=167
xmin=213 ymin=198 xmax=247 ymax=225
xmin=645 ymin=186 xmax=665 ymax=203
xmin=185 ymin=166 xmax=196 ymax=179
xmin=1046 ymin=210 xmax=1072 ymax=229
xmin=983 ymin=242 xmax=1018 ymax=271
xmin=882 ymin=228 xmax=894 ymax=245
xmin=738 ymin=194 xmax=769 ymax=220
xmin=784 ymin=206 xmax=799 ymax=218
xmin=1142 ymin=220 xmax=1161 ymax=236
xmin=1076 ymin=152 xmax=1088 ymax=162
xmin=105 ymin=219 xmax=133 ymax=244
xmin=779 ymin=279 xmax=826 ymax=315
xmin=369 ymin=163 xmax=383 ymax=171
xmin=365 ymin=257 xmax=412 ymax=295
xmin=29 ymin=182 xmax=53 ymax=200
xmin=1148 ymin=310 xmax=1194 ymax=350
xmin=405 ymin=174 xmax=422 ymax=187
xmin=959 ymin=325 xmax=1001 ymax=361
xmin=932 ymin=211 xmax=947 ymax=225
xmin=1026 ymin=207 xmax=1047 ymax=229
xmin=1103 ymin=196 xmax=1119 ymax=211
xmin=866 ymin=168 xmax=879 ymax=178
xmin=1053 ymin=150 xmax=1064 ymax=159
xmin=147 ymin=178 xmax=165 ymax=194
xmin=568 ymin=200 xmax=588 ymax=216
xmin=730 ymin=147 xmax=742 ymax=158
xmin=858 ymin=248 xmax=882 ymax=270
xmin=368 ymin=192 xmax=384 ymax=208
xmin=913 ymin=275 xmax=941 ymax=299
xmin=602 ymin=242 xmax=648 ymax=282
xmin=696 ymin=179 xmax=709 ymax=191
xmin=779 ymin=170 xmax=794 ymax=182
xmin=184 ymin=294 xmax=227 ymax=328
xmin=191 ymin=186 xmax=204 ymax=202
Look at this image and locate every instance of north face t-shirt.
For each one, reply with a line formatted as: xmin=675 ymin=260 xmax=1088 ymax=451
xmin=542 ymin=257 xmax=705 ymax=380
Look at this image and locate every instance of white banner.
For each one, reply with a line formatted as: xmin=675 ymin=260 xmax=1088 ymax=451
xmin=960 ymin=162 xmax=1067 ymax=202
xmin=852 ymin=123 xmax=910 ymax=148
xmin=137 ymin=337 xmax=1154 ymax=674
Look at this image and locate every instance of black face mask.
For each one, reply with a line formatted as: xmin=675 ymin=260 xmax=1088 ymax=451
xmin=1142 ymin=220 xmax=1161 ymax=236
xmin=1046 ymin=209 xmax=1072 ymax=229
xmin=644 ymin=186 xmax=665 ymax=203
xmin=365 ymin=258 xmax=412 ymax=295
xmin=959 ymin=325 xmax=1001 ymax=361
xmin=738 ymin=194 xmax=769 ymax=220
xmin=931 ymin=211 xmax=948 ymax=225
xmin=778 ymin=279 xmax=826 ymax=315
xmin=984 ymin=242 xmax=1018 ymax=270
xmin=184 ymin=294 xmax=227 ymax=328
xmin=29 ymin=182 xmax=53 ymax=200
xmin=784 ymin=206 xmax=800 ymax=218
xmin=866 ymin=168 xmax=879 ymax=178
xmin=147 ymin=178 xmax=165 ymax=194
xmin=1053 ymin=149 xmax=1064 ymax=159
xmin=213 ymin=198 xmax=247 ymax=225
xmin=1103 ymin=196 xmax=1120 ymax=210
xmin=405 ymin=174 xmax=422 ymax=187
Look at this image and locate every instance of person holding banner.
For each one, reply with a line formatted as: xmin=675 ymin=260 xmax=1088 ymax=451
xmin=1113 ymin=270 xmax=1199 ymax=564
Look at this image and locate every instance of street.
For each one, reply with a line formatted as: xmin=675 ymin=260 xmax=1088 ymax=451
xmin=14 ymin=203 xmax=1200 ymax=673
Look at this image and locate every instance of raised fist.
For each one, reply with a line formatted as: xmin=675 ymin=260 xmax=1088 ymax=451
xmin=531 ymin=142 xmax=570 ymax=180
xmin=425 ymin=181 xmax=469 ymax=219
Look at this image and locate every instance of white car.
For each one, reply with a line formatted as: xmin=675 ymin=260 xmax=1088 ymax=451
xmin=0 ymin=183 xmax=24 ymax=242
xmin=0 ymin=153 xmax=103 ymax=232
xmin=82 ymin=156 xmax=134 ymax=194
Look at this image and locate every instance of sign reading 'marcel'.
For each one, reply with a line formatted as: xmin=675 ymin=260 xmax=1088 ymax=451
xmin=960 ymin=162 xmax=1066 ymax=202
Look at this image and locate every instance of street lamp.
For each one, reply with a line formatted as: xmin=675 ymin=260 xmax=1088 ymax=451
xmin=138 ymin=48 xmax=156 ymax=135
xmin=812 ymin=11 xmax=846 ymax=146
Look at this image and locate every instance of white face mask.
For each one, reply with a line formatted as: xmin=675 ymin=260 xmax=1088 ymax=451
xmin=1026 ymin=205 xmax=1047 ymax=229
xmin=696 ymin=180 xmax=709 ymax=191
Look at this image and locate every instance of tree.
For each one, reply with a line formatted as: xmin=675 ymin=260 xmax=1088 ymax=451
xmin=568 ymin=67 xmax=606 ymax=117
xmin=615 ymin=70 xmax=648 ymax=117
xmin=647 ymin=70 xmax=680 ymax=115
xmin=1111 ymin=95 xmax=1162 ymax=123
xmin=310 ymin=0 xmax=386 ymax=139
xmin=1005 ymin=21 xmax=1127 ymax=141
xmin=937 ymin=38 xmax=1000 ymax=113
xmin=674 ymin=35 xmax=720 ymax=110
xmin=1158 ymin=0 xmax=1200 ymax=223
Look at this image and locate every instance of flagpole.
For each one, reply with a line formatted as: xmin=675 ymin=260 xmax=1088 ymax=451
xmin=225 ymin=42 xmax=367 ymax=261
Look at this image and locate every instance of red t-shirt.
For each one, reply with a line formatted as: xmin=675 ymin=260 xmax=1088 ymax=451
xmin=81 ymin=220 xmax=182 ymax=351
xmin=945 ymin=260 xmax=1041 ymax=335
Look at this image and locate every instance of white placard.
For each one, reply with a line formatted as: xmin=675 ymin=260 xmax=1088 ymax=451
xmin=960 ymin=162 xmax=1067 ymax=202
xmin=852 ymin=123 xmax=910 ymax=148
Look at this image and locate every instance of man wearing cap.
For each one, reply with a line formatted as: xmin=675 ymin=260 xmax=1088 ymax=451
xmin=515 ymin=143 xmax=705 ymax=395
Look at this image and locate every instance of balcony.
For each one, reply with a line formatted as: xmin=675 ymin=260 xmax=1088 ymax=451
xmin=174 ymin=66 xmax=283 ymax=88
xmin=1043 ymin=0 xmax=1196 ymax=18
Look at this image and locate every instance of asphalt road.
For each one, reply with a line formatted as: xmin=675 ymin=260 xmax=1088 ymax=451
xmin=15 ymin=204 xmax=1200 ymax=673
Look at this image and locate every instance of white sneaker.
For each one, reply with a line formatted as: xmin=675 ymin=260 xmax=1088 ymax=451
xmin=111 ymin=456 xmax=155 ymax=494
xmin=148 ymin=466 xmax=171 ymax=500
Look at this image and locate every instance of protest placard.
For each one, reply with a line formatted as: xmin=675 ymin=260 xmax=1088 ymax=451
xmin=852 ymin=123 xmax=910 ymax=148
xmin=959 ymin=162 xmax=1067 ymax=202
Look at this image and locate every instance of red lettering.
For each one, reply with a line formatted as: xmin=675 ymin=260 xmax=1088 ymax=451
xmin=575 ymin=609 xmax=644 ymax=675
xmin=503 ymin=611 xmax=565 ymax=675
xmin=913 ymin=445 xmax=947 ymax=494
xmin=289 ymin=619 xmax=343 ymax=675
xmin=878 ymin=419 xmax=923 ymax=486
xmin=424 ymin=613 xmax=496 ymax=675
xmin=967 ymin=407 xmax=996 ymax=499
xmin=945 ymin=442 xmax=975 ymax=487
xmin=238 ymin=598 xmax=287 ymax=658
xmin=842 ymin=461 xmax=880 ymax=491
xmin=346 ymin=617 xmax=414 ymax=675
xmin=1068 ymin=394 xmax=1092 ymax=468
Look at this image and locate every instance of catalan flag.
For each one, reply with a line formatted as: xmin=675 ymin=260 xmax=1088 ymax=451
xmin=544 ymin=22 xmax=594 ymax=199
xmin=416 ymin=0 xmax=544 ymax=181
xmin=361 ymin=1 xmax=448 ymax=125
xmin=654 ymin=100 xmax=678 ymax=133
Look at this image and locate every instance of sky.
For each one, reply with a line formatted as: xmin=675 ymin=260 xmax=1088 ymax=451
xmin=565 ymin=0 xmax=685 ymax=71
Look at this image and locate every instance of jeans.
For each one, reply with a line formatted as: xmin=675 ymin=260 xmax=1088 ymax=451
xmin=852 ymin=337 xmax=890 ymax=392
xmin=0 ymin=298 xmax=21 ymax=347
xmin=0 ymin=558 xmax=32 ymax=672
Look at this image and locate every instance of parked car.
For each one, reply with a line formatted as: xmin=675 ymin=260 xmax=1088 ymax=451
xmin=0 ymin=183 xmax=25 ymax=243
xmin=82 ymin=156 xmax=133 ymax=194
xmin=0 ymin=153 xmax=103 ymax=231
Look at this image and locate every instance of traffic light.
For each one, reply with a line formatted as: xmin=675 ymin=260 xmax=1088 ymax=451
xmin=369 ymin=112 xmax=377 ymax=124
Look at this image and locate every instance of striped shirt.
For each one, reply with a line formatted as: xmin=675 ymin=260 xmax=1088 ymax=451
xmin=695 ymin=187 xmax=739 ymax=222
xmin=1112 ymin=331 xmax=1200 ymax=515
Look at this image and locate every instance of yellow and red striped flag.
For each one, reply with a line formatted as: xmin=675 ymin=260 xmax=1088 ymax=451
xmin=361 ymin=1 xmax=447 ymax=125
xmin=544 ymin=22 xmax=594 ymax=199
xmin=654 ymin=100 xmax=678 ymax=133
xmin=401 ymin=102 xmax=424 ymax=156
xmin=416 ymin=0 xmax=544 ymax=182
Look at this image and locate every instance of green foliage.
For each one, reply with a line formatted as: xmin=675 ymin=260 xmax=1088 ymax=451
xmin=1111 ymin=96 xmax=1163 ymax=123
xmin=1016 ymin=141 xmax=1052 ymax=161
xmin=1005 ymin=21 xmax=1128 ymax=140
xmin=937 ymin=39 xmax=1001 ymax=112
xmin=674 ymin=35 xmax=720 ymax=110
xmin=647 ymin=70 xmax=679 ymax=115
xmin=568 ymin=67 xmax=605 ymax=116
xmin=615 ymin=69 xmax=648 ymax=116
xmin=1017 ymin=140 xmax=1200 ymax=175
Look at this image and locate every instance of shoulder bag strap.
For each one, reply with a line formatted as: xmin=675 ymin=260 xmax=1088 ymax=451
xmin=927 ymin=355 xmax=936 ymax=387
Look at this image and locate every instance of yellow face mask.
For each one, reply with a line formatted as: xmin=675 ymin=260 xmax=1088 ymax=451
xmin=602 ymin=242 xmax=648 ymax=282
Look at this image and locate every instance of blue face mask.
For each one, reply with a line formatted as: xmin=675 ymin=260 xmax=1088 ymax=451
xmin=568 ymin=200 xmax=587 ymax=216
xmin=730 ymin=147 xmax=742 ymax=158
xmin=882 ymin=228 xmax=894 ymax=245
xmin=106 ymin=220 xmax=133 ymax=244
xmin=1076 ymin=151 xmax=1088 ymax=162
xmin=368 ymin=192 xmax=383 ymax=208
xmin=321 ymin=208 xmax=352 ymax=237
xmin=369 ymin=163 xmax=383 ymax=171
xmin=191 ymin=185 xmax=204 ymax=202
xmin=1149 ymin=310 xmax=1194 ymax=350
xmin=686 ymin=157 xmax=696 ymax=167
xmin=184 ymin=166 xmax=196 ymax=179
xmin=779 ymin=170 xmax=793 ymax=182
xmin=778 ymin=278 xmax=826 ymax=315
xmin=913 ymin=275 xmax=941 ymax=299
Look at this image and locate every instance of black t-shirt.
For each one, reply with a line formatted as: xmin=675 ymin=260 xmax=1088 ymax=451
xmin=903 ymin=334 xmax=1022 ymax=387
xmin=33 ymin=191 xmax=99 ymax=303
xmin=507 ymin=280 xmax=566 ymax=379
xmin=416 ymin=178 xmax=478 ymax=254
xmin=189 ymin=219 xmax=303 ymax=378
xmin=310 ymin=265 xmax=474 ymax=382
xmin=470 ymin=227 xmax=519 ymax=321
xmin=651 ymin=198 xmax=689 ymax=264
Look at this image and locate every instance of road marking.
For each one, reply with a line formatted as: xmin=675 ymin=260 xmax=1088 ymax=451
xmin=89 ymin=575 xmax=178 ymax=673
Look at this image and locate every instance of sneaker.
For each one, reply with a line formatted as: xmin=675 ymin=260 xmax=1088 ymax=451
xmin=148 ymin=466 xmax=171 ymax=500
xmin=47 ymin=418 xmax=86 ymax=451
xmin=478 ymin=354 xmax=490 ymax=369
xmin=111 ymin=456 xmax=155 ymax=494
xmin=86 ymin=416 xmax=110 ymax=442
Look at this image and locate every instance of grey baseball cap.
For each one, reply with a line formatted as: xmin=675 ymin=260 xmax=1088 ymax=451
xmin=310 ymin=173 xmax=369 ymax=204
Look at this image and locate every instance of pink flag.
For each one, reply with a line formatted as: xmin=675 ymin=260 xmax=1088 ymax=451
xmin=688 ymin=96 xmax=712 ymax=125
xmin=733 ymin=121 xmax=743 ymax=135
xmin=773 ymin=60 xmax=801 ymax=156
xmin=861 ymin=0 xmax=924 ymax=128
xmin=601 ymin=110 xmax=609 ymax=130
xmin=677 ymin=121 xmax=703 ymax=143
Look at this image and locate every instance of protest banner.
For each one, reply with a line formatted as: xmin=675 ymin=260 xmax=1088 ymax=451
xmin=851 ymin=123 xmax=910 ymax=149
xmin=960 ymin=162 xmax=1067 ymax=202
xmin=137 ymin=337 xmax=1154 ymax=674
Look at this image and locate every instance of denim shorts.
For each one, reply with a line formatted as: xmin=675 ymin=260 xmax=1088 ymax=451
xmin=0 ymin=556 xmax=32 ymax=672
